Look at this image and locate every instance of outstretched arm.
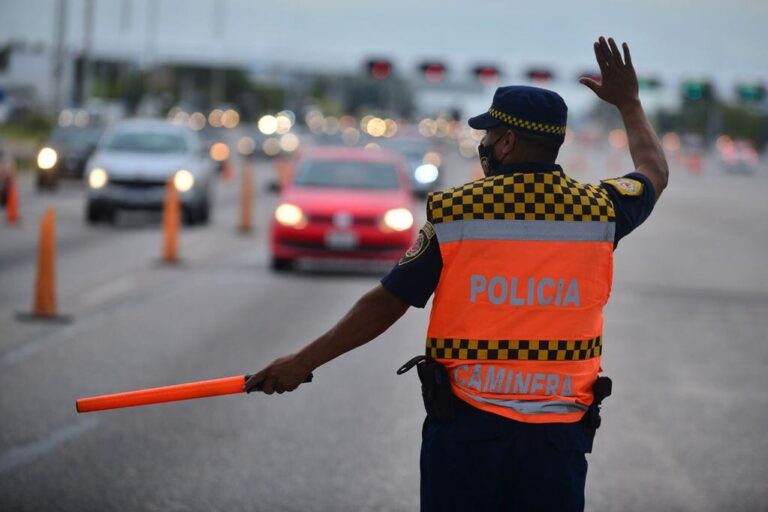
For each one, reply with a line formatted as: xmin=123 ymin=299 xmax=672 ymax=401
xmin=245 ymin=284 xmax=410 ymax=394
xmin=580 ymin=37 xmax=669 ymax=200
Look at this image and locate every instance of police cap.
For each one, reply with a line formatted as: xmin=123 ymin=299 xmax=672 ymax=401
xmin=468 ymin=85 xmax=567 ymax=140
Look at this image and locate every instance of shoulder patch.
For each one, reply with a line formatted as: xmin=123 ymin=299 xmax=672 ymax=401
xmin=398 ymin=222 xmax=434 ymax=266
xmin=603 ymin=178 xmax=643 ymax=196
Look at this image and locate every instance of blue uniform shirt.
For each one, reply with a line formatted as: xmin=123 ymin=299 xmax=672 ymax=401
xmin=381 ymin=166 xmax=656 ymax=308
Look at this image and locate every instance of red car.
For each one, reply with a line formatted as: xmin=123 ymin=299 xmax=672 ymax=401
xmin=270 ymin=147 xmax=417 ymax=271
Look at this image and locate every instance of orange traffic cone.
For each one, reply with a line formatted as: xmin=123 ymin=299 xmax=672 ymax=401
xmin=239 ymin=160 xmax=253 ymax=233
xmin=16 ymin=207 xmax=71 ymax=322
xmin=221 ymin=158 xmax=235 ymax=181
xmin=162 ymin=180 xmax=180 ymax=263
xmin=5 ymin=173 xmax=19 ymax=224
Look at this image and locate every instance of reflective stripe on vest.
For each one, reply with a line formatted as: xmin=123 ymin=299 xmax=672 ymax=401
xmin=426 ymin=170 xmax=615 ymax=424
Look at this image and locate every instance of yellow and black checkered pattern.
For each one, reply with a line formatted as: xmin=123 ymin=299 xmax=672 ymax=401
xmin=427 ymin=170 xmax=615 ymax=224
xmin=488 ymin=107 xmax=566 ymax=136
xmin=426 ymin=337 xmax=602 ymax=361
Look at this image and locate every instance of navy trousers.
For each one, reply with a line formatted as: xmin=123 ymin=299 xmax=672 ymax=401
xmin=420 ymin=399 xmax=589 ymax=511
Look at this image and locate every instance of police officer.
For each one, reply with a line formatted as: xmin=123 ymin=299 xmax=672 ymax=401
xmin=246 ymin=37 xmax=668 ymax=511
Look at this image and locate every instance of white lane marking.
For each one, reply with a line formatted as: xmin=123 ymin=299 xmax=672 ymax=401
xmin=0 ymin=416 xmax=99 ymax=475
xmin=79 ymin=276 xmax=136 ymax=307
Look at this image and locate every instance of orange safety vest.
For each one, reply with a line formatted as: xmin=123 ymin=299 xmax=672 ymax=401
xmin=426 ymin=168 xmax=616 ymax=424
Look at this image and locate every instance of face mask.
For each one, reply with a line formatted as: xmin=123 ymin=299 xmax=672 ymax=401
xmin=478 ymin=132 xmax=505 ymax=175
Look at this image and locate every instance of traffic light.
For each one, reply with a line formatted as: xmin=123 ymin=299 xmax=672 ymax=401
xmin=736 ymin=83 xmax=765 ymax=103
xmin=420 ymin=62 xmax=447 ymax=82
xmin=472 ymin=65 xmax=500 ymax=85
xmin=526 ymin=68 xmax=555 ymax=83
xmin=365 ymin=59 xmax=393 ymax=80
xmin=682 ymin=80 xmax=714 ymax=101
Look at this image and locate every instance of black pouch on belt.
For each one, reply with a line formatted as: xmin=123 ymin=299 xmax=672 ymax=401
xmin=397 ymin=355 xmax=456 ymax=423
xmin=581 ymin=376 xmax=612 ymax=453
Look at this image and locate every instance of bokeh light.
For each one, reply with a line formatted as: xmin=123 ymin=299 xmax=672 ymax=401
xmin=276 ymin=113 xmax=293 ymax=134
xmin=715 ymin=134 xmax=732 ymax=153
xmin=208 ymin=109 xmax=224 ymax=128
xmin=58 ymin=109 xmax=73 ymax=127
xmin=209 ymin=142 xmax=230 ymax=161
xmin=423 ymin=151 xmax=442 ymax=167
xmin=323 ymin=116 xmax=340 ymax=135
xmin=189 ymin=112 xmax=207 ymax=131
xmin=366 ymin=117 xmax=386 ymax=137
xmin=222 ymin=109 xmax=240 ymax=129
xmin=384 ymin=119 xmax=398 ymax=138
xmin=262 ymin=137 xmax=281 ymax=156
xmin=279 ymin=133 xmax=300 ymax=152
xmin=237 ymin=136 xmax=256 ymax=155
xmin=306 ymin=110 xmax=324 ymax=133
xmin=342 ymin=127 xmax=361 ymax=146
xmin=258 ymin=115 xmax=278 ymax=135
xmin=418 ymin=119 xmax=437 ymax=137
xmin=74 ymin=110 xmax=90 ymax=127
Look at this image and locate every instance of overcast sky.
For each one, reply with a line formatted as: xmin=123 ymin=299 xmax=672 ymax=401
xmin=2 ymin=0 xmax=766 ymax=98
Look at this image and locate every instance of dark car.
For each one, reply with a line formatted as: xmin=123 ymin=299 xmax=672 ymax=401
xmin=36 ymin=125 xmax=104 ymax=189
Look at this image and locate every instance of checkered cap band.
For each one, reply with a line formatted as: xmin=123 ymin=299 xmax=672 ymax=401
xmin=489 ymin=107 xmax=566 ymax=136
xmin=427 ymin=170 xmax=615 ymax=224
xmin=426 ymin=337 xmax=602 ymax=361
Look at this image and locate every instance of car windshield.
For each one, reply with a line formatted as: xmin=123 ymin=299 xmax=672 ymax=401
xmin=51 ymin=127 xmax=103 ymax=149
xmin=105 ymin=131 xmax=188 ymax=153
xmin=294 ymin=159 xmax=400 ymax=190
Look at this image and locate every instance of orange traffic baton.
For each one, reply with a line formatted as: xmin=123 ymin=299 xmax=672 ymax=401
xmin=76 ymin=373 xmax=313 ymax=413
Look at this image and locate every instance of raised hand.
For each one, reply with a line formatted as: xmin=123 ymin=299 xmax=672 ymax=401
xmin=580 ymin=37 xmax=640 ymax=111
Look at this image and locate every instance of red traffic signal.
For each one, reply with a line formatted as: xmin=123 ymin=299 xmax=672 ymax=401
xmin=472 ymin=65 xmax=500 ymax=85
xmin=420 ymin=62 xmax=447 ymax=82
xmin=526 ymin=68 xmax=554 ymax=83
xmin=366 ymin=59 xmax=393 ymax=80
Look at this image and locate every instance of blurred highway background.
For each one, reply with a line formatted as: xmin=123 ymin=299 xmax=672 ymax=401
xmin=1 ymin=1 xmax=767 ymax=511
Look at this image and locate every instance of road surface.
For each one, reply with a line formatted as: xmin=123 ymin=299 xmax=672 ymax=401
xmin=1 ymin=142 xmax=767 ymax=511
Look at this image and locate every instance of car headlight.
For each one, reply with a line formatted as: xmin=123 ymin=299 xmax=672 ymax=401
xmin=275 ymin=203 xmax=306 ymax=228
xmin=174 ymin=169 xmax=195 ymax=192
xmin=37 ymin=147 xmax=58 ymax=170
xmin=382 ymin=208 xmax=414 ymax=232
xmin=414 ymin=164 xmax=439 ymax=184
xmin=88 ymin=167 xmax=108 ymax=189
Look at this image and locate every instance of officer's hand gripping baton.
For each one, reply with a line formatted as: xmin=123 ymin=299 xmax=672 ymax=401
xmin=75 ymin=373 xmax=313 ymax=413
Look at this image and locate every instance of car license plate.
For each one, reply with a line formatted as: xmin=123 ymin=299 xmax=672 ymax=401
xmin=325 ymin=231 xmax=358 ymax=250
